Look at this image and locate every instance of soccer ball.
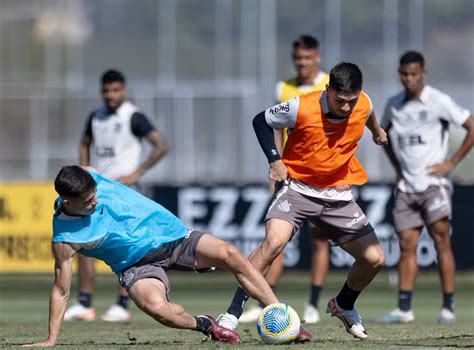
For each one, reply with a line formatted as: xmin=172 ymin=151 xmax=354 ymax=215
xmin=256 ymin=303 xmax=301 ymax=344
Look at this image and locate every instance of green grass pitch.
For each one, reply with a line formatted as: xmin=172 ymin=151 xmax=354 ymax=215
xmin=1 ymin=270 xmax=473 ymax=349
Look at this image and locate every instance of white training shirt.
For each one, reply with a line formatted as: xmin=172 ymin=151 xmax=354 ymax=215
xmin=85 ymin=101 xmax=154 ymax=179
xmin=381 ymin=85 xmax=470 ymax=193
xmin=264 ymin=91 xmax=373 ymax=201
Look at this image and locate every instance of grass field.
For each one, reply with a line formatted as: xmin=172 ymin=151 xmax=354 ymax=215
xmin=1 ymin=270 xmax=473 ymax=349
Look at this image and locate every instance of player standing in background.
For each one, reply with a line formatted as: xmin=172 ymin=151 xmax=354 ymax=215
xmin=240 ymin=35 xmax=330 ymax=324
xmin=64 ymin=69 xmax=169 ymax=322
xmin=380 ymin=51 xmax=474 ymax=324
xmin=219 ymin=62 xmax=388 ymax=339
xmin=23 ymin=166 xmax=282 ymax=346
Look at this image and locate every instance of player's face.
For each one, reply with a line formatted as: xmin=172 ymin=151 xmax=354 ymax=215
xmin=398 ymin=62 xmax=425 ymax=95
xmin=326 ymin=86 xmax=360 ymax=118
xmin=102 ymin=81 xmax=126 ymax=111
xmin=63 ymin=189 xmax=98 ymax=216
xmin=292 ymin=47 xmax=319 ymax=81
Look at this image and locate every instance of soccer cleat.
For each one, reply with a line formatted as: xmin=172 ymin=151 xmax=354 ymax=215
xmin=203 ymin=315 xmax=241 ymax=344
xmin=101 ymin=304 xmax=131 ymax=322
xmin=326 ymin=297 xmax=367 ymax=339
xmin=216 ymin=312 xmax=239 ymax=331
xmin=379 ymin=308 xmax=415 ymax=323
xmin=438 ymin=308 xmax=456 ymax=324
xmin=64 ymin=303 xmax=96 ymax=321
xmin=239 ymin=305 xmax=263 ymax=323
xmin=295 ymin=326 xmax=313 ymax=343
xmin=302 ymin=303 xmax=320 ymax=324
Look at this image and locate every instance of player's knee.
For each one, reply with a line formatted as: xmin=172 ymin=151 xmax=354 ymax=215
xmin=365 ymin=250 xmax=385 ymax=271
xmin=431 ymin=232 xmax=451 ymax=250
xmin=373 ymin=253 xmax=385 ymax=271
xmin=262 ymin=237 xmax=285 ymax=258
xmin=222 ymin=243 xmax=243 ymax=265
xmin=399 ymin=237 xmax=417 ymax=253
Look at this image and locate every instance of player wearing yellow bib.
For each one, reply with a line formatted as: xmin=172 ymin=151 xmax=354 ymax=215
xmin=239 ymin=35 xmax=330 ymax=325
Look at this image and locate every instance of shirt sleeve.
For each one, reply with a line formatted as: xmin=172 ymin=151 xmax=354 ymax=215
xmin=264 ymin=96 xmax=299 ymax=129
xmin=83 ymin=112 xmax=94 ymax=139
xmin=131 ymin=112 xmax=155 ymax=137
xmin=438 ymin=93 xmax=470 ymax=126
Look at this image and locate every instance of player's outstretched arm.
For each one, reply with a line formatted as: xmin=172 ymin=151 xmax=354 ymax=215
xmin=365 ymin=111 xmax=388 ymax=145
xmin=23 ymin=243 xmax=75 ymax=347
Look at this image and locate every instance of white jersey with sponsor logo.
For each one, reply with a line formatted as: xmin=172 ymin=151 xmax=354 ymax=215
xmin=382 ymin=85 xmax=470 ymax=193
xmin=88 ymin=101 xmax=143 ymax=179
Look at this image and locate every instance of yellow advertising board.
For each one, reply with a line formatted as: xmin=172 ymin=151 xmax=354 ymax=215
xmin=0 ymin=183 xmax=110 ymax=273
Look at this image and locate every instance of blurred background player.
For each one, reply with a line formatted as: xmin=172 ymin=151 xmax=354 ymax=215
xmin=64 ymin=69 xmax=169 ymax=322
xmin=380 ymin=51 xmax=474 ymax=324
xmin=240 ymin=35 xmax=330 ymax=324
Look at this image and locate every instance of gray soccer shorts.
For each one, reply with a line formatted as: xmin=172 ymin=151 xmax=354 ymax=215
xmin=266 ymin=184 xmax=374 ymax=245
xmin=118 ymin=230 xmax=205 ymax=294
xmin=393 ymin=184 xmax=453 ymax=232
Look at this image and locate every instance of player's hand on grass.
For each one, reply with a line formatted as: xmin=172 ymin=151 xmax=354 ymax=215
xmin=427 ymin=160 xmax=455 ymax=177
xmin=22 ymin=339 xmax=56 ymax=347
xmin=372 ymin=127 xmax=388 ymax=145
xmin=268 ymin=160 xmax=288 ymax=182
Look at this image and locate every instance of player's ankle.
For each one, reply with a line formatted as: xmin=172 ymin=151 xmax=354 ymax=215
xmin=194 ymin=315 xmax=212 ymax=333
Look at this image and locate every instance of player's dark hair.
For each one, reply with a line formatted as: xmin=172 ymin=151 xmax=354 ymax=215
xmin=55 ymin=166 xmax=96 ymax=198
xmin=101 ymin=69 xmax=126 ymax=85
xmin=329 ymin=62 xmax=363 ymax=93
xmin=293 ymin=35 xmax=319 ymax=50
xmin=399 ymin=51 xmax=425 ymax=68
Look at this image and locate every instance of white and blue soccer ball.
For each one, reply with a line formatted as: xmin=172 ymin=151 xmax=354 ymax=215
xmin=256 ymin=303 xmax=301 ymax=344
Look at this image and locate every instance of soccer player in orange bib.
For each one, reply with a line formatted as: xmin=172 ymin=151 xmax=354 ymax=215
xmin=218 ymin=62 xmax=387 ymax=340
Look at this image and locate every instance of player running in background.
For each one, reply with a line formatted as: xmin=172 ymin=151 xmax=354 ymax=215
xmin=23 ymin=166 xmax=282 ymax=347
xmin=65 ymin=69 xmax=169 ymax=322
xmin=240 ymin=35 xmax=330 ymax=324
xmin=218 ymin=62 xmax=387 ymax=339
xmin=380 ymin=51 xmax=474 ymax=324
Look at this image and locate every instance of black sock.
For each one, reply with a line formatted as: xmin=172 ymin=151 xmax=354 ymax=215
xmin=336 ymin=282 xmax=361 ymax=310
xmin=309 ymin=284 xmax=322 ymax=308
xmin=78 ymin=292 xmax=92 ymax=308
xmin=194 ymin=315 xmax=212 ymax=333
xmin=226 ymin=286 xmax=250 ymax=318
xmin=442 ymin=293 xmax=454 ymax=311
xmin=117 ymin=295 xmax=129 ymax=309
xmin=258 ymin=285 xmax=277 ymax=308
xmin=398 ymin=290 xmax=412 ymax=311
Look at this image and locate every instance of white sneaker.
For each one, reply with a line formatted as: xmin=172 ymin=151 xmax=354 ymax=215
xmin=303 ymin=303 xmax=320 ymax=324
xmin=239 ymin=305 xmax=263 ymax=323
xmin=326 ymin=298 xmax=367 ymax=339
xmin=379 ymin=308 xmax=415 ymax=323
xmin=217 ymin=313 xmax=239 ymax=331
xmin=64 ymin=303 xmax=96 ymax=321
xmin=101 ymin=304 xmax=131 ymax=322
xmin=438 ymin=308 xmax=456 ymax=324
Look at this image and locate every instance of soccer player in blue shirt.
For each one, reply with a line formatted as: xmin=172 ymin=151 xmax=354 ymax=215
xmin=23 ymin=166 xmax=280 ymax=346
